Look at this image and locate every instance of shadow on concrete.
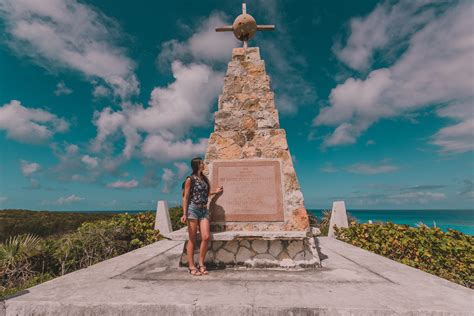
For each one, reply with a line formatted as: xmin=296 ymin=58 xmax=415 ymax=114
xmin=314 ymin=237 xmax=328 ymax=263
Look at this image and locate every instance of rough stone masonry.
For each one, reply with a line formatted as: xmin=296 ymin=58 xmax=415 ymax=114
xmin=204 ymin=47 xmax=309 ymax=233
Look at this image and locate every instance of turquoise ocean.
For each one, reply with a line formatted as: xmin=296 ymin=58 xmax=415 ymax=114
xmin=309 ymin=209 xmax=474 ymax=235
xmin=83 ymin=209 xmax=474 ymax=235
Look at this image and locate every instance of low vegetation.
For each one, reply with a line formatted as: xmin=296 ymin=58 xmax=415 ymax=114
xmin=0 ymin=210 xmax=116 ymax=241
xmin=0 ymin=210 xmax=185 ymax=299
xmin=335 ymin=222 xmax=474 ymax=288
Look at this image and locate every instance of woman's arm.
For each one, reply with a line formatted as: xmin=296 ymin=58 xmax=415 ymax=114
xmin=180 ymin=178 xmax=192 ymax=223
xmin=208 ymin=185 xmax=223 ymax=197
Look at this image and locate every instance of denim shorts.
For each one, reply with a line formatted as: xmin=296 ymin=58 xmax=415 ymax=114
xmin=187 ymin=203 xmax=209 ymax=220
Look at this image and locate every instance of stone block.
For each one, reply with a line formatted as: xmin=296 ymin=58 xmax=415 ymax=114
xmin=223 ymin=241 xmax=239 ymax=253
xmin=154 ymin=201 xmax=172 ymax=234
xmin=215 ymin=248 xmax=234 ymax=263
xmin=287 ymin=240 xmax=303 ymax=258
xmin=252 ymin=240 xmax=268 ymax=254
xmin=235 ymin=247 xmax=253 ymax=264
xmin=293 ymin=251 xmax=305 ymax=261
xmin=212 ymin=241 xmax=223 ymax=251
xmin=254 ymin=254 xmax=277 ymax=261
xmin=268 ymin=240 xmax=283 ymax=257
xmin=328 ymin=201 xmax=349 ymax=238
xmin=240 ymin=240 xmax=251 ymax=248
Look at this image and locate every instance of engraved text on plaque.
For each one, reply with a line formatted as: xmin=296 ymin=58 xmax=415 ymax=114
xmin=209 ymin=160 xmax=284 ymax=222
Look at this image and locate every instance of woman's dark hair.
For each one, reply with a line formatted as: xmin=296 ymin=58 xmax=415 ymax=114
xmin=190 ymin=157 xmax=210 ymax=195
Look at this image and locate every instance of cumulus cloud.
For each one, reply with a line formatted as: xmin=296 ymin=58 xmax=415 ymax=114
xmin=161 ymin=168 xmax=175 ymax=193
xmin=20 ymin=160 xmax=40 ymax=176
xmin=91 ymin=61 xmax=221 ymax=162
xmin=315 ymin=1 xmax=474 ymax=152
xmin=107 ymin=179 xmax=139 ymax=189
xmin=92 ymin=85 xmax=111 ymax=99
xmin=174 ymin=162 xmax=190 ymax=178
xmin=321 ymin=163 xmax=338 ymax=173
xmin=56 ymin=194 xmax=84 ymax=205
xmin=81 ymin=155 xmax=99 ymax=169
xmin=54 ymin=81 xmax=73 ymax=96
xmin=346 ymin=161 xmax=399 ymax=174
xmin=160 ymin=162 xmax=190 ymax=193
xmin=51 ymin=143 xmax=109 ymax=183
xmin=157 ymin=12 xmax=238 ymax=69
xmin=142 ymin=136 xmax=208 ymax=162
xmin=459 ymin=179 xmax=474 ymax=199
xmin=0 ymin=100 xmax=69 ymax=144
xmin=0 ymin=0 xmax=139 ymax=99
xmin=334 ymin=1 xmax=439 ymax=71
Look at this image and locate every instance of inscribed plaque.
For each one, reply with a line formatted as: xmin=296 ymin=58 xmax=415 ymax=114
xmin=209 ymin=160 xmax=284 ymax=222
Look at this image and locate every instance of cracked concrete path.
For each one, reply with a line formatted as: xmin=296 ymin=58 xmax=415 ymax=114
xmin=1 ymin=237 xmax=473 ymax=315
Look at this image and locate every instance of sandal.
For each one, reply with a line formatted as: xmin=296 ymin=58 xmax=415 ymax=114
xmin=198 ymin=265 xmax=209 ymax=275
xmin=188 ymin=267 xmax=201 ymax=276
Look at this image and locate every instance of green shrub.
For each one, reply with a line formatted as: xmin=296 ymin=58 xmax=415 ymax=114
xmin=1 ymin=211 xmax=167 ymax=298
xmin=168 ymin=206 xmax=187 ymax=231
xmin=316 ymin=210 xmax=357 ymax=236
xmin=0 ymin=234 xmax=42 ymax=289
xmin=0 ymin=210 xmax=115 ymax=241
xmin=51 ymin=212 xmax=162 ymax=275
xmin=335 ymin=223 xmax=474 ymax=288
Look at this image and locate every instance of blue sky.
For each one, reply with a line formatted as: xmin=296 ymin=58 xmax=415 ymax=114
xmin=0 ymin=0 xmax=473 ymax=211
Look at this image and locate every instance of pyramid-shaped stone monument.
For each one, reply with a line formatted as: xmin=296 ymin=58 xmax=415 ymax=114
xmin=205 ymin=47 xmax=310 ymax=233
xmin=174 ymin=3 xmax=319 ymax=268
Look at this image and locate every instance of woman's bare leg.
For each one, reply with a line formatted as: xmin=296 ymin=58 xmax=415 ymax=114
xmin=187 ymin=219 xmax=199 ymax=269
xmin=198 ymin=218 xmax=210 ymax=267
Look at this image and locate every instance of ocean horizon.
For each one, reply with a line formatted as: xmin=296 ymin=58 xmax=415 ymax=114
xmin=22 ymin=208 xmax=473 ymax=236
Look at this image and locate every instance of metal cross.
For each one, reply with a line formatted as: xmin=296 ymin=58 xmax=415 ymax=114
xmin=215 ymin=3 xmax=275 ymax=49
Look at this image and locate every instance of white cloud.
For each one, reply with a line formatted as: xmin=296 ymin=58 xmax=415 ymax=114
xmin=0 ymin=0 xmax=139 ymax=99
xmin=56 ymin=194 xmax=84 ymax=205
xmin=91 ymin=61 xmax=222 ymax=162
xmin=389 ymin=191 xmax=446 ymax=204
xmin=81 ymin=155 xmax=99 ymax=169
xmin=334 ymin=1 xmax=437 ymax=71
xmin=0 ymin=196 xmax=8 ymax=204
xmin=366 ymin=140 xmax=376 ymax=146
xmin=174 ymin=162 xmax=190 ymax=178
xmin=161 ymin=168 xmax=175 ymax=193
xmin=315 ymin=2 xmax=474 ymax=152
xmin=321 ymin=163 xmax=338 ymax=173
xmin=157 ymin=12 xmax=238 ymax=69
xmin=136 ymin=61 xmax=224 ymax=136
xmin=0 ymin=100 xmax=69 ymax=144
xmin=20 ymin=160 xmax=40 ymax=176
xmin=107 ymin=179 xmax=138 ymax=189
xmin=51 ymin=143 xmax=107 ymax=183
xmin=346 ymin=162 xmax=399 ymax=174
xmin=92 ymin=85 xmax=111 ymax=99
xmin=142 ymin=136 xmax=208 ymax=163
xmin=54 ymin=81 xmax=73 ymax=96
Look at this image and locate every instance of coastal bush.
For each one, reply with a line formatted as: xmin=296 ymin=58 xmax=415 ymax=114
xmin=0 ymin=234 xmax=42 ymax=289
xmin=169 ymin=206 xmax=187 ymax=231
xmin=335 ymin=222 xmax=474 ymax=288
xmin=0 ymin=210 xmax=116 ymax=241
xmin=0 ymin=211 xmax=165 ymax=298
xmin=51 ymin=212 xmax=162 ymax=275
xmin=317 ymin=210 xmax=357 ymax=236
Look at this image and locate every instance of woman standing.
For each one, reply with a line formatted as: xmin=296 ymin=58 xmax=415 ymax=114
xmin=181 ymin=157 xmax=223 ymax=276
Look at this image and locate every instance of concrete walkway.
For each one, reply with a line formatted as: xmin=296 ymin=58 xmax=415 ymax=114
xmin=1 ymin=237 xmax=472 ymax=315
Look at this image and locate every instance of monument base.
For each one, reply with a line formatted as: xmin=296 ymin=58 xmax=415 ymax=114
xmin=179 ymin=237 xmax=320 ymax=269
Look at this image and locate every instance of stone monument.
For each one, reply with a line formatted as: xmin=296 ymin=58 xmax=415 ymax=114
xmin=173 ymin=3 xmax=319 ymax=268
